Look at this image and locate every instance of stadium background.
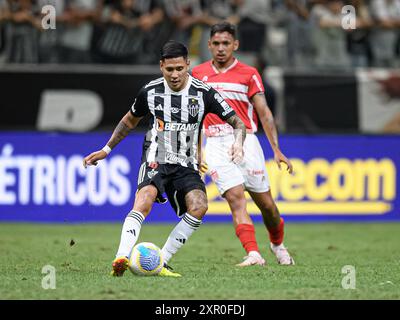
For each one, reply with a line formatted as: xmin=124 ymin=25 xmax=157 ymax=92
xmin=1 ymin=0 xmax=400 ymax=301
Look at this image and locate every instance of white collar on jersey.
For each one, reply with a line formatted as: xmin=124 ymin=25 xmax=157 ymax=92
xmin=163 ymin=74 xmax=192 ymax=95
xmin=211 ymin=58 xmax=238 ymax=74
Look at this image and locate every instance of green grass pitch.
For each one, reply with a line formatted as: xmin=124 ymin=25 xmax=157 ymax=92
xmin=0 ymin=222 xmax=399 ymax=300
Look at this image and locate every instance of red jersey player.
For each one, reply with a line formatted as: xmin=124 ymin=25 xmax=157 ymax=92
xmin=192 ymin=22 xmax=295 ymax=266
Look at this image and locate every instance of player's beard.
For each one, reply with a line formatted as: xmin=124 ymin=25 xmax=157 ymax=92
xmin=215 ymin=54 xmax=227 ymax=64
xmin=214 ymin=53 xmax=233 ymax=68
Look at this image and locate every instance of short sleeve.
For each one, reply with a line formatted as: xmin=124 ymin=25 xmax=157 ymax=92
xmin=130 ymin=87 xmax=149 ymax=117
xmin=248 ymin=70 xmax=265 ymax=99
xmin=204 ymin=87 xmax=235 ymax=120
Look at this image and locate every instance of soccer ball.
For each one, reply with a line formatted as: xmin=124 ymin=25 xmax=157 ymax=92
xmin=129 ymin=242 xmax=164 ymax=276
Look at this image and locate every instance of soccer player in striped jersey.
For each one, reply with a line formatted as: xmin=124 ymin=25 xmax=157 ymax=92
xmin=83 ymin=40 xmax=247 ymax=276
xmin=192 ymin=22 xmax=295 ymax=266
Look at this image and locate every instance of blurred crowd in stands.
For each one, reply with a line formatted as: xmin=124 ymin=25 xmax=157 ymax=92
xmin=1 ymin=0 xmax=400 ymax=69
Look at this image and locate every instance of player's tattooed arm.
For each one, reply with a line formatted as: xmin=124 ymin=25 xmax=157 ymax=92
xmin=106 ymin=112 xmax=141 ymax=149
xmin=83 ymin=111 xmax=142 ymax=168
xmin=225 ymin=114 xmax=246 ymax=164
xmin=225 ymin=114 xmax=246 ymax=145
xmin=252 ymin=93 xmax=293 ymax=173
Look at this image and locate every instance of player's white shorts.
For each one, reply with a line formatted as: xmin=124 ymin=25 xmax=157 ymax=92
xmin=205 ymin=133 xmax=270 ymax=195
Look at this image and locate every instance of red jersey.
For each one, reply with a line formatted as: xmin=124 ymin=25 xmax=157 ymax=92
xmin=192 ymin=58 xmax=264 ymax=135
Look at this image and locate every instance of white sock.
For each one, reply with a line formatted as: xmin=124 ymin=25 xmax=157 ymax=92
xmin=161 ymin=213 xmax=202 ymax=264
xmin=115 ymin=210 xmax=145 ymax=259
xmin=249 ymin=251 xmax=262 ymax=258
xmin=271 ymin=243 xmax=285 ymax=251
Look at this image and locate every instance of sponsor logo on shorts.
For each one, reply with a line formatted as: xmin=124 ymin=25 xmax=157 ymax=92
xmin=210 ymin=169 xmax=219 ymax=181
xmin=247 ymin=169 xmax=265 ymax=176
xmin=147 ymin=169 xmax=158 ymax=179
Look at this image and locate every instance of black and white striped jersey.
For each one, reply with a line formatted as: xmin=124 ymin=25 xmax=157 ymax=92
xmin=130 ymin=74 xmax=235 ymax=170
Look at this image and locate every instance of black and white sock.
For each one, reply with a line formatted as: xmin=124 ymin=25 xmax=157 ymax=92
xmin=115 ymin=210 xmax=145 ymax=258
xmin=161 ymin=213 xmax=202 ymax=264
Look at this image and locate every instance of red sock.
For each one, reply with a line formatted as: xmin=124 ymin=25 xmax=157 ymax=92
xmin=235 ymin=224 xmax=259 ymax=254
xmin=267 ymin=218 xmax=285 ymax=246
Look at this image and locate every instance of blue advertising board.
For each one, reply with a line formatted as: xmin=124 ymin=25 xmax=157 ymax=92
xmin=0 ymin=132 xmax=399 ymax=222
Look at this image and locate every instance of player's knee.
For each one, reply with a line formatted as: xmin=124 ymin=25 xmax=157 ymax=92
xmin=187 ymin=202 xmax=208 ymax=219
xmin=225 ymin=191 xmax=246 ymax=210
xmin=133 ymin=188 xmax=157 ymax=214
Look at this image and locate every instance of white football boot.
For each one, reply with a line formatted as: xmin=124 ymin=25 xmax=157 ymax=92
xmin=236 ymin=251 xmax=266 ymax=267
xmin=270 ymin=243 xmax=295 ymax=265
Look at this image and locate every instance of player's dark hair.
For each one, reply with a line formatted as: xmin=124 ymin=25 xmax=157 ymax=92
xmin=210 ymin=22 xmax=236 ymax=39
xmin=160 ymin=41 xmax=188 ymax=60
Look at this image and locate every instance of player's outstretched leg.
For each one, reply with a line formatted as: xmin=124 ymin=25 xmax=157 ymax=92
xmin=225 ymin=186 xmax=266 ymax=267
xmin=111 ymin=185 xmax=156 ymax=276
xmin=111 ymin=257 xmax=130 ymax=277
xmin=111 ymin=210 xmax=145 ymax=276
xmin=249 ymin=191 xmax=295 ymax=265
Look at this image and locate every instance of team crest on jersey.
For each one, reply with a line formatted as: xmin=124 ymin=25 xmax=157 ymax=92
xmin=188 ymin=98 xmax=200 ymax=117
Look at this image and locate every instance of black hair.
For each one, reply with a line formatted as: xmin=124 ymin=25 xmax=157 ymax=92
xmin=210 ymin=22 xmax=236 ymax=39
xmin=160 ymin=41 xmax=188 ymax=60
